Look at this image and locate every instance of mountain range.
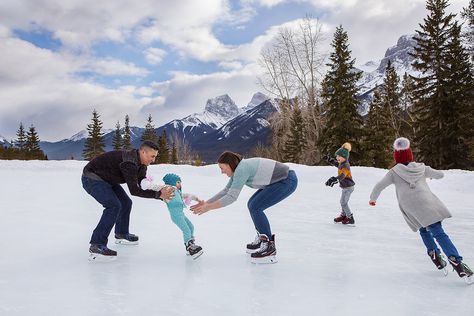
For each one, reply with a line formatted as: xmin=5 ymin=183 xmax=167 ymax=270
xmin=1 ymin=35 xmax=418 ymax=161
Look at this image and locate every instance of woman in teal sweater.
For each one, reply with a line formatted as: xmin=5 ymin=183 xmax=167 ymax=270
xmin=191 ymin=151 xmax=298 ymax=264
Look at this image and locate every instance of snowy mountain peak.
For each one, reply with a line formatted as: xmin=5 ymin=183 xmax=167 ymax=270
xmin=246 ymin=92 xmax=269 ymax=109
xmin=66 ymin=128 xmax=114 ymax=142
xmin=377 ymin=34 xmax=416 ymax=73
xmin=0 ymin=134 xmax=10 ymax=146
xmin=241 ymin=92 xmax=270 ymax=112
xmin=357 ymin=34 xmax=418 ymax=115
xmin=67 ymin=130 xmax=88 ymax=142
xmin=204 ymin=94 xmax=239 ymax=120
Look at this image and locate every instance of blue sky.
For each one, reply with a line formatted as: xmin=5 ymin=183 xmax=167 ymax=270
xmin=0 ymin=0 xmax=467 ymax=141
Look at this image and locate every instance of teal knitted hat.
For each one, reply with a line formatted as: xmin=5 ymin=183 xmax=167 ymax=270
xmin=163 ymin=173 xmax=181 ymax=186
xmin=334 ymin=143 xmax=352 ymax=160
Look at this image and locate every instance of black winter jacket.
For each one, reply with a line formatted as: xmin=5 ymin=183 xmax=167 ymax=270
xmin=83 ymin=149 xmax=161 ymax=199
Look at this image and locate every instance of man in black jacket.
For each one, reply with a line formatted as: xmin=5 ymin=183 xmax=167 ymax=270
xmin=82 ymin=141 xmax=174 ymax=260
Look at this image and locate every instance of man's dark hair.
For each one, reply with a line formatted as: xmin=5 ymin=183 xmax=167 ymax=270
xmin=217 ymin=151 xmax=243 ymax=172
xmin=140 ymin=140 xmax=159 ymax=151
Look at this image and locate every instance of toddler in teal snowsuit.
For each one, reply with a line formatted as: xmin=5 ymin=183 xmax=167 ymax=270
xmin=141 ymin=173 xmax=203 ymax=258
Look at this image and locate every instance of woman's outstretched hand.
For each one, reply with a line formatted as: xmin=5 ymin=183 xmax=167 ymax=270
xmin=190 ymin=200 xmax=209 ymax=215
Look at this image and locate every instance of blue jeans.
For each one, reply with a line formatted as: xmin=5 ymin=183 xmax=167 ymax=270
xmin=82 ymin=176 xmax=133 ymax=246
xmin=247 ymin=170 xmax=298 ymax=238
xmin=419 ymin=221 xmax=462 ymax=261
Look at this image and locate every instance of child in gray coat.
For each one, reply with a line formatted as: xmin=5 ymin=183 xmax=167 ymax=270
xmin=369 ymin=137 xmax=472 ymax=284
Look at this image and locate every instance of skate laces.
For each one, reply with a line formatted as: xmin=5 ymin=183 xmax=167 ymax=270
xmin=250 ymin=234 xmax=261 ymax=246
xmin=462 ymin=263 xmax=473 ymax=274
xmin=257 ymin=238 xmax=269 ymax=252
xmin=186 ymin=240 xmax=199 ymax=251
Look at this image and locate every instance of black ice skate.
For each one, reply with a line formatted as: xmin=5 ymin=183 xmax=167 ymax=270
xmin=115 ymin=233 xmax=139 ymax=245
xmin=341 ymin=215 xmax=355 ymax=226
xmin=428 ymin=250 xmax=448 ymax=276
xmin=448 ymin=256 xmax=474 ymax=285
xmin=334 ymin=214 xmax=346 ymax=223
xmin=246 ymin=233 xmax=262 ymax=254
xmin=185 ymin=239 xmax=203 ymax=260
xmin=250 ymin=234 xmax=277 ymax=264
xmin=89 ymin=244 xmax=117 ymax=262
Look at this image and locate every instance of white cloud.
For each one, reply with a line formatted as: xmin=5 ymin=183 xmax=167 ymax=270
xmin=147 ymin=63 xmax=263 ymax=123
xmin=241 ymin=0 xmax=288 ymax=8
xmin=0 ymin=33 xmax=152 ymax=141
xmin=310 ymin=0 xmax=468 ymax=63
xmin=77 ymin=57 xmax=149 ymax=77
xmin=218 ymin=60 xmax=244 ymax=70
xmin=0 ymin=0 xmax=470 ymax=142
xmin=144 ymin=47 xmax=167 ymax=65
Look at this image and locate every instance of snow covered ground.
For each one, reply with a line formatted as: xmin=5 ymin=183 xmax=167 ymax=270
xmin=0 ymin=160 xmax=472 ymax=316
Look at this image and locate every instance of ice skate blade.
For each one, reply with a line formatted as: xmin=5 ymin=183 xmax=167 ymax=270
xmin=441 ymin=267 xmax=448 ymax=276
xmin=187 ymin=250 xmax=203 ymax=260
xmin=88 ymin=253 xmax=117 ymax=262
xmin=251 ymin=255 xmax=278 ymax=264
xmin=465 ymin=275 xmax=473 ymax=285
xmin=115 ymin=239 xmax=139 ymax=245
xmin=341 ymin=224 xmax=356 ymax=227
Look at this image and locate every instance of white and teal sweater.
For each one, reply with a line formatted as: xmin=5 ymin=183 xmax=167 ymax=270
xmin=208 ymin=158 xmax=289 ymax=207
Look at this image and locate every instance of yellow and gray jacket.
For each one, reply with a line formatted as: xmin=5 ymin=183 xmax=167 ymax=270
xmin=327 ymin=157 xmax=355 ymax=188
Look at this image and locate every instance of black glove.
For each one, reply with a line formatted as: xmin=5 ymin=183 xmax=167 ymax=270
xmin=325 ymin=176 xmax=338 ymax=187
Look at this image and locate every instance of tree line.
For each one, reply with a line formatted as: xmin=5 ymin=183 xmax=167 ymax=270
xmin=83 ymin=110 xmax=202 ymax=165
xmin=0 ymin=123 xmax=47 ymax=160
xmin=253 ymin=0 xmax=474 ymax=170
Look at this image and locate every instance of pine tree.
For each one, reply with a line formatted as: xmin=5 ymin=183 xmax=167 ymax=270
xmin=83 ymin=109 xmax=105 ymax=161
xmin=461 ymin=0 xmax=474 ymax=62
xmin=171 ymin=141 xmax=178 ymax=164
xmin=141 ymin=114 xmax=158 ymax=144
xmin=283 ymin=102 xmax=307 ymax=163
xmin=15 ymin=122 xmax=27 ymax=150
xmin=399 ymin=73 xmax=416 ymax=140
xmin=122 ymin=115 xmax=132 ymax=150
xmin=363 ymin=89 xmax=395 ymax=168
xmin=382 ymin=60 xmax=402 ymax=137
xmin=320 ymin=25 xmax=363 ymax=163
xmin=15 ymin=122 xmax=27 ymax=159
xmin=112 ymin=121 xmax=122 ymax=150
xmin=410 ymin=0 xmax=474 ymax=169
xmin=156 ymin=130 xmax=169 ymax=164
xmin=444 ymin=22 xmax=474 ymax=169
xmin=25 ymin=125 xmax=46 ymax=160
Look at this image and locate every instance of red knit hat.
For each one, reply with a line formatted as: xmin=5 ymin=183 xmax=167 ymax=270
xmin=393 ymin=137 xmax=414 ymax=164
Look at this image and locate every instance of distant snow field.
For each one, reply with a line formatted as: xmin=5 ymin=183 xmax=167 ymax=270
xmin=0 ymin=161 xmax=472 ymax=316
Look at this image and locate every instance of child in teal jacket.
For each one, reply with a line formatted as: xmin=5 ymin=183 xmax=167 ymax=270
xmin=141 ymin=173 xmax=203 ymax=259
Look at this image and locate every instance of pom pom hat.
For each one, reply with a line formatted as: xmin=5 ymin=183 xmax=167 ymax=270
xmin=163 ymin=173 xmax=181 ymax=186
xmin=393 ymin=137 xmax=414 ymax=164
xmin=335 ymin=142 xmax=352 ymax=160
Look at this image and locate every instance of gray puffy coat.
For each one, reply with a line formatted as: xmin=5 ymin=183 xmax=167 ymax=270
xmin=369 ymin=162 xmax=452 ymax=232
